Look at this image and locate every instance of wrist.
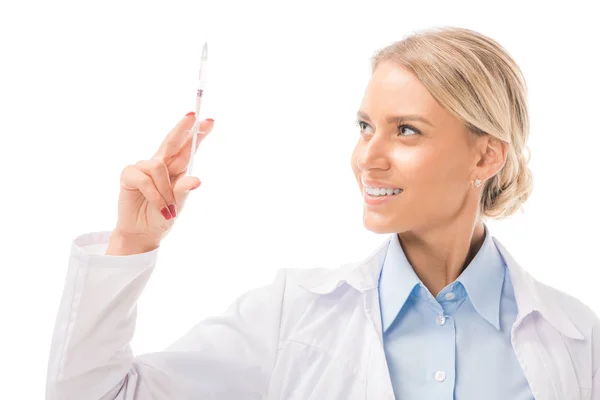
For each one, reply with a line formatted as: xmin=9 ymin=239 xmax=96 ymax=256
xmin=106 ymin=230 xmax=159 ymax=256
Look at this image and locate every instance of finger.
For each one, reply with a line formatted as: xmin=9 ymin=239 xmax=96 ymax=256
xmin=153 ymin=112 xmax=197 ymax=160
xmin=135 ymin=159 xmax=177 ymax=217
xmin=121 ymin=165 xmax=172 ymax=219
xmin=187 ymin=118 xmax=215 ymax=155
xmin=172 ymin=175 xmax=202 ymax=216
xmin=168 ymin=119 xmax=215 ymax=174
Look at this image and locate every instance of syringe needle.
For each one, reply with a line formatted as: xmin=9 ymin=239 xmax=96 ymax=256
xmin=201 ymin=42 xmax=208 ymax=62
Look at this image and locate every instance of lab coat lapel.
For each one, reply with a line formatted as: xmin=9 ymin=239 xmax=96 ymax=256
xmin=511 ymin=318 xmax=561 ymax=400
xmin=495 ymin=237 xmax=583 ymax=400
xmin=363 ymin=285 xmax=396 ymax=399
xmin=298 ymin=237 xmax=396 ymax=398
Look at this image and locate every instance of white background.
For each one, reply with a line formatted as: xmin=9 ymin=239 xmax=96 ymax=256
xmin=1 ymin=0 xmax=599 ymax=397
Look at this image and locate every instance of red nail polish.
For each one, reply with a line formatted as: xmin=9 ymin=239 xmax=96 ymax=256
xmin=161 ymin=207 xmax=172 ymax=220
xmin=185 ymin=112 xmax=195 ymax=117
xmin=168 ymin=204 xmax=177 ymax=218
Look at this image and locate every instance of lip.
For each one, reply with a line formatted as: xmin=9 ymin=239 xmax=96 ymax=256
xmin=363 ymin=188 xmax=403 ymax=206
xmin=360 ymin=178 xmax=403 ymax=206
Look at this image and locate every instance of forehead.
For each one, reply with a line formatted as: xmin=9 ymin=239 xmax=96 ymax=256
xmin=361 ymin=60 xmax=439 ymax=117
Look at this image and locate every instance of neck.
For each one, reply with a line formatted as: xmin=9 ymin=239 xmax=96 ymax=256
xmin=397 ymin=212 xmax=486 ymax=298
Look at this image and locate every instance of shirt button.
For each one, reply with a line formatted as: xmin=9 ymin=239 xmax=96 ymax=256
xmin=436 ymin=315 xmax=446 ymax=325
xmin=435 ymin=370 xmax=446 ymax=382
xmin=444 ymin=292 xmax=456 ymax=301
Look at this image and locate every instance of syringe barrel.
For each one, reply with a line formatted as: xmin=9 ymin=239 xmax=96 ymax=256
xmin=197 ymin=60 xmax=208 ymax=90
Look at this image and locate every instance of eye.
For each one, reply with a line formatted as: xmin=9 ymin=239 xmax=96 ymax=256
xmin=356 ymin=120 xmax=373 ymax=134
xmin=399 ymin=124 xmax=420 ymax=137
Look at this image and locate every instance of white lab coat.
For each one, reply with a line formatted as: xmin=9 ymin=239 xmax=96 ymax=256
xmin=46 ymin=230 xmax=599 ymax=400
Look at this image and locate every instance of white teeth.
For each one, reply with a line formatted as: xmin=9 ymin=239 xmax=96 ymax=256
xmin=366 ymin=187 xmax=403 ymax=196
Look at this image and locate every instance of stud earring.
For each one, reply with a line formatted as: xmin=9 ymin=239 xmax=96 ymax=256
xmin=473 ymin=178 xmax=482 ymax=188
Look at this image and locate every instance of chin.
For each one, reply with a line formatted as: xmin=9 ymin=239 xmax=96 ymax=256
xmin=363 ymin=213 xmax=403 ymax=234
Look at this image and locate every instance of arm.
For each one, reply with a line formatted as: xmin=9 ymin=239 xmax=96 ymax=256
xmin=46 ymin=231 xmax=285 ymax=400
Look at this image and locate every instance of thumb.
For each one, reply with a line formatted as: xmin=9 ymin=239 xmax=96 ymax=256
xmin=173 ymin=176 xmax=202 ymax=212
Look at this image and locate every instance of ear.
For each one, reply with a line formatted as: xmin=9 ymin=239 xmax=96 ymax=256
xmin=473 ymin=135 xmax=508 ymax=181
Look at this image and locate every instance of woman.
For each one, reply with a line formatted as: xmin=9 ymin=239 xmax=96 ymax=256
xmin=46 ymin=27 xmax=598 ymax=399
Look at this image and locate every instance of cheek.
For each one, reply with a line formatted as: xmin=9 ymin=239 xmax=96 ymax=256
xmin=389 ymin=147 xmax=439 ymax=183
xmin=350 ymin=144 xmax=361 ymax=176
xmin=393 ymin=145 xmax=467 ymax=184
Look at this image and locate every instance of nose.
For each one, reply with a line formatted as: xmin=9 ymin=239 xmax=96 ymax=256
xmin=356 ymin=133 xmax=390 ymax=172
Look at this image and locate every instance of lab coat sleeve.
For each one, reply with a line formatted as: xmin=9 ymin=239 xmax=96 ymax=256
xmin=46 ymin=231 xmax=286 ymax=400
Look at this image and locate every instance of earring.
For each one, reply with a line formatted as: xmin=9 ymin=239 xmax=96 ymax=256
xmin=473 ymin=178 xmax=482 ymax=188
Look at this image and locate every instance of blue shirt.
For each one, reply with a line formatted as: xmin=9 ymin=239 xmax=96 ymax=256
xmin=378 ymin=224 xmax=535 ymax=399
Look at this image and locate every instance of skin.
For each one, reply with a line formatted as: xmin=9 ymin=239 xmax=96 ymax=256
xmin=351 ymin=60 xmax=508 ymax=297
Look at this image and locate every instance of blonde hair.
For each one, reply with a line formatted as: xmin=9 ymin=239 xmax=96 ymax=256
xmin=371 ymin=27 xmax=533 ymax=219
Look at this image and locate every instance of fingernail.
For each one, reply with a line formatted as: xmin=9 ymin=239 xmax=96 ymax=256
xmin=191 ymin=181 xmax=201 ymax=190
xmin=185 ymin=112 xmax=195 ymax=117
xmin=168 ymin=204 xmax=177 ymax=218
xmin=206 ymin=118 xmax=214 ymax=122
xmin=161 ymin=207 xmax=172 ymax=220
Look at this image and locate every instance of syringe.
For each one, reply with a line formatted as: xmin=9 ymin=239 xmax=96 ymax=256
xmin=187 ymin=42 xmax=208 ymax=177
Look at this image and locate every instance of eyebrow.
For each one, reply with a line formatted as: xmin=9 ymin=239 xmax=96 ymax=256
xmin=356 ymin=110 xmax=435 ymax=128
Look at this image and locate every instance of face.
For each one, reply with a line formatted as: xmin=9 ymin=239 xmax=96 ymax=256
xmin=351 ymin=60 xmax=489 ymax=234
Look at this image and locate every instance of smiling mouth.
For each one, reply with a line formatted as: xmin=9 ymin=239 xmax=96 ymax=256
xmin=364 ymin=188 xmax=403 ymax=197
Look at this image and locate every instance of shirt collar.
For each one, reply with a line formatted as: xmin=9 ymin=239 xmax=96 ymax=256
xmin=377 ymin=231 xmax=421 ymax=333
xmin=377 ymin=223 xmax=505 ymax=333
xmin=456 ymin=223 xmax=505 ymax=330
xmin=297 ymin=227 xmax=584 ymax=341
